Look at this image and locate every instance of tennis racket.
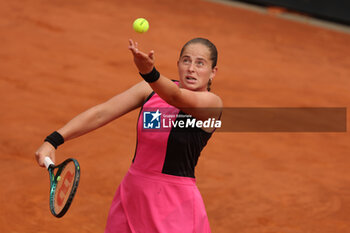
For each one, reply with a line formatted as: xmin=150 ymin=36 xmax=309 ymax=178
xmin=44 ymin=157 xmax=80 ymax=218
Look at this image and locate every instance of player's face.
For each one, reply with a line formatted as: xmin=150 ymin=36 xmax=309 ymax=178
xmin=177 ymin=43 xmax=217 ymax=91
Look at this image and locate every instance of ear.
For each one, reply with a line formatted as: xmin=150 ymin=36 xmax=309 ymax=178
xmin=209 ymin=66 xmax=218 ymax=80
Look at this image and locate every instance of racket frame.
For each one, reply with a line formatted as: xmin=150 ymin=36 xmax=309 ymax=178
xmin=45 ymin=157 xmax=80 ymax=218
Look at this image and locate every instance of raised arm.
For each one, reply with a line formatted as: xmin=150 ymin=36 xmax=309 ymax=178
xmin=148 ymin=76 xmax=222 ymax=120
xmin=128 ymin=39 xmax=222 ymax=121
xmin=35 ymin=81 xmax=152 ymax=167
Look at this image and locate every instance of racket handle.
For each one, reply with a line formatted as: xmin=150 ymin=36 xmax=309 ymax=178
xmin=44 ymin=157 xmax=54 ymax=169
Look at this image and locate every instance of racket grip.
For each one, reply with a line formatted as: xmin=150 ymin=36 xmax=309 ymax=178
xmin=44 ymin=157 xmax=54 ymax=169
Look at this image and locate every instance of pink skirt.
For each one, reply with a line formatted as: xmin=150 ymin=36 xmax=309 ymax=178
xmin=105 ymin=165 xmax=211 ymax=233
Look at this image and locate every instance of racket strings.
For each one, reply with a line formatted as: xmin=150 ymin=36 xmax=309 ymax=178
xmin=53 ymin=161 xmax=78 ymax=215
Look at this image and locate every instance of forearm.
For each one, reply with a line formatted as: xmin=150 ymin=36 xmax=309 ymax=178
xmin=57 ymin=104 xmax=109 ymax=141
xmin=36 ymin=105 xmax=108 ymax=166
xmin=145 ymin=70 xmax=222 ymax=121
xmin=148 ymin=75 xmax=181 ymax=106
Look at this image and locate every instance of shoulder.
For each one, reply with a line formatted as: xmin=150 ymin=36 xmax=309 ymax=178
xmin=177 ymin=88 xmax=223 ymax=109
xmin=205 ymin=91 xmax=223 ymax=108
xmin=173 ymin=90 xmax=222 ymax=122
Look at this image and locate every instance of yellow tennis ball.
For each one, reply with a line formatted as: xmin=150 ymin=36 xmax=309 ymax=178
xmin=57 ymin=176 xmax=61 ymax=182
xmin=133 ymin=18 xmax=149 ymax=33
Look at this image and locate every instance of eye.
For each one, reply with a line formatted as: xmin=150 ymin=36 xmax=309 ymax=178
xmin=196 ymin=60 xmax=205 ymax=67
xmin=182 ymin=58 xmax=191 ymax=64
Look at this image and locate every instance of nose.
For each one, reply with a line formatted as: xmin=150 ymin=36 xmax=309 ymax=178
xmin=187 ymin=62 xmax=195 ymax=73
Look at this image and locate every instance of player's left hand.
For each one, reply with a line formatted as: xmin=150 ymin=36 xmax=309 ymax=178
xmin=128 ymin=39 xmax=154 ymax=75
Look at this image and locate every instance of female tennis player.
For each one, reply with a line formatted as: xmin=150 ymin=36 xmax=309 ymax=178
xmin=35 ymin=37 xmax=222 ymax=232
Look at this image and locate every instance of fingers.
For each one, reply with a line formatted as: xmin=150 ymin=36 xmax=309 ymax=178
xmin=128 ymin=39 xmax=155 ymax=74
xmin=148 ymin=50 xmax=155 ymax=60
xmin=128 ymin=39 xmax=153 ymax=59
xmin=35 ymin=151 xmax=45 ymax=167
xmin=35 ymin=142 xmax=56 ymax=168
xmin=129 ymin=39 xmax=138 ymax=48
xmin=128 ymin=39 xmax=138 ymax=55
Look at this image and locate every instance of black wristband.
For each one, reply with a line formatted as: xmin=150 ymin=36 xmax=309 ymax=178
xmin=139 ymin=67 xmax=160 ymax=83
xmin=44 ymin=131 xmax=64 ymax=149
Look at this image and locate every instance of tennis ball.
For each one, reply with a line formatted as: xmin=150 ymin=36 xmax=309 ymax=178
xmin=57 ymin=176 xmax=61 ymax=182
xmin=133 ymin=18 xmax=149 ymax=33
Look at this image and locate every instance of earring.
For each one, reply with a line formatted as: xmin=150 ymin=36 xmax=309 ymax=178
xmin=207 ymin=79 xmax=212 ymax=91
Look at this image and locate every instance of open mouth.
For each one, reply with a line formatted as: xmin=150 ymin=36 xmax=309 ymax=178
xmin=185 ymin=76 xmax=196 ymax=81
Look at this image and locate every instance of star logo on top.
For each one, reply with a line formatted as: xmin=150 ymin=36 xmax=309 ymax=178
xmin=143 ymin=109 xmax=162 ymax=129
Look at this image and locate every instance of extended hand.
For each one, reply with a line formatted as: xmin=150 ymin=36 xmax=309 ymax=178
xmin=128 ymin=39 xmax=155 ymax=74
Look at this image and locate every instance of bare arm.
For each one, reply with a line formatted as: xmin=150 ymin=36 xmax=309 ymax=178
xmin=149 ymin=76 xmax=222 ymax=120
xmin=35 ymin=81 xmax=152 ymax=167
xmin=57 ymin=81 xmax=152 ymax=141
xmin=128 ymin=39 xmax=222 ymax=121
